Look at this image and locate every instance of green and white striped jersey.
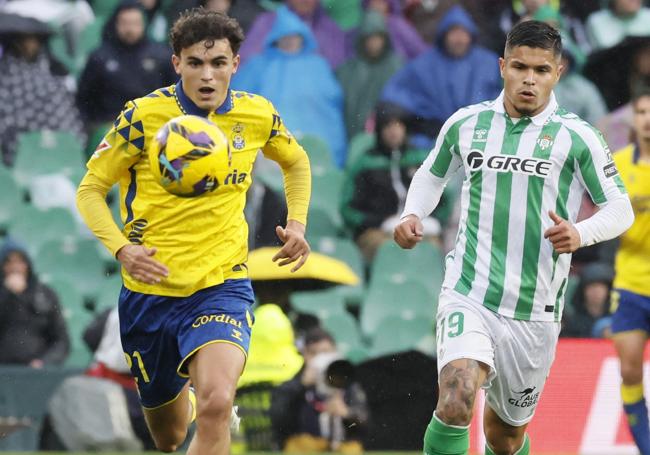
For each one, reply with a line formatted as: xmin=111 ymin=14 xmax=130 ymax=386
xmin=425 ymin=92 xmax=627 ymax=322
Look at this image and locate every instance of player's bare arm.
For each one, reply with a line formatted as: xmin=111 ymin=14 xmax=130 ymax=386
xmin=394 ymin=214 xmax=424 ymax=249
xmin=117 ymin=244 xmax=169 ymax=284
xmin=543 ymin=210 xmax=581 ymax=254
xmin=273 ymin=219 xmax=310 ymax=272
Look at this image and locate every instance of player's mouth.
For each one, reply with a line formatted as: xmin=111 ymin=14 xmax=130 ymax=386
xmin=198 ymin=87 xmax=215 ymax=98
xmin=519 ymin=90 xmax=536 ymax=101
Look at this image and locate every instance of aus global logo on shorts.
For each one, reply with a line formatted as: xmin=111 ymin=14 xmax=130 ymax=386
xmin=192 ymin=314 xmax=242 ymax=329
xmin=508 ymin=386 xmax=540 ymax=408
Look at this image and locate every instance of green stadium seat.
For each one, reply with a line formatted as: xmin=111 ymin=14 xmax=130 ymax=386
xmin=34 ymin=237 xmax=107 ymax=299
xmin=298 ymin=134 xmax=335 ymax=176
xmin=8 ymin=206 xmax=78 ymax=257
xmin=360 ymin=279 xmax=436 ymax=337
xmin=320 ymin=312 xmax=364 ymax=358
xmin=290 ymin=289 xmax=346 ymax=320
xmin=311 ymin=168 xmax=344 ymax=230
xmin=13 ymin=130 xmax=85 ymax=188
xmin=45 ymin=277 xmax=85 ymax=313
xmin=306 ymin=206 xmax=341 ymax=238
xmin=345 ymin=132 xmax=375 ymax=170
xmin=310 ymin=236 xmax=365 ymax=305
xmin=64 ymin=305 xmax=95 ymax=368
xmin=370 ymin=240 xmax=445 ymax=295
xmin=370 ymin=317 xmax=435 ymax=358
xmin=0 ymin=166 xmax=25 ymax=232
xmin=91 ymin=274 xmax=123 ymax=313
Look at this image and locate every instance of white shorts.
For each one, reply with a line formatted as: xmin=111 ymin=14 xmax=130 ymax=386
xmin=435 ymin=289 xmax=561 ymax=426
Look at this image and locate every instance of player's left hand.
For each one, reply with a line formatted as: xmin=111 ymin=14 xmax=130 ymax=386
xmin=543 ymin=210 xmax=581 ymax=254
xmin=273 ymin=220 xmax=310 ymax=272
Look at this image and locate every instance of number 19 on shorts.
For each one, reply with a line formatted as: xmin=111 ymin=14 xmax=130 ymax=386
xmin=438 ymin=311 xmax=465 ymax=344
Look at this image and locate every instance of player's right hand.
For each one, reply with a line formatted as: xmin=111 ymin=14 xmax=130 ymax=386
xmin=117 ymin=244 xmax=169 ymax=284
xmin=394 ymin=214 xmax=424 ymax=249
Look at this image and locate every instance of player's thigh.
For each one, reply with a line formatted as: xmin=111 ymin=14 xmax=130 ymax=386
xmin=486 ymin=318 xmax=559 ymax=427
xmin=188 ymin=342 xmax=246 ymax=412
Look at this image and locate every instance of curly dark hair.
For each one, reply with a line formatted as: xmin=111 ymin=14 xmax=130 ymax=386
xmin=169 ymin=8 xmax=244 ymax=56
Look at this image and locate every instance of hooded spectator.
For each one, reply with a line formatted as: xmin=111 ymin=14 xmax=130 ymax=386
xmin=238 ymin=0 xmax=347 ymax=68
xmin=0 ymin=14 xmax=85 ymax=166
xmin=380 ymin=5 xmax=501 ymax=147
xmin=233 ymin=6 xmax=347 ymax=167
xmin=0 ymin=241 xmax=69 ymax=366
xmin=362 ymin=0 xmax=427 ymax=60
xmin=336 ymin=10 xmax=402 ymax=138
xmin=76 ymin=0 xmax=176 ymax=126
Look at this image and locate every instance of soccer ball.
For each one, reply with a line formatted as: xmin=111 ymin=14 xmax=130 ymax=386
xmin=149 ymin=115 xmax=231 ymax=197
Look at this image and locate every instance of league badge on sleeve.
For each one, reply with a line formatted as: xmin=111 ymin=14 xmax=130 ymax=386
xmin=92 ymin=138 xmax=111 ymax=159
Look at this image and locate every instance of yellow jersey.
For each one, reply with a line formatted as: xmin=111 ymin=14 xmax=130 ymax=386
xmin=613 ymin=144 xmax=650 ymax=296
xmin=84 ymin=82 xmax=310 ymax=297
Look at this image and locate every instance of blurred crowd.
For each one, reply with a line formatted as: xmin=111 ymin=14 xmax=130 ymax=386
xmin=0 ymin=0 xmax=649 ymax=451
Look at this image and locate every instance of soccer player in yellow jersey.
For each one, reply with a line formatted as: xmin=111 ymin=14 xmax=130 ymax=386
xmin=76 ymin=9 xmax=311 ymax=455
xmin=611 ymin=87 xmax=650 ymax=455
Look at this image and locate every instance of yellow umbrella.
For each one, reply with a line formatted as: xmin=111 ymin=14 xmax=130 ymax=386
xmin=247 ymin=247 xmax=360 ymax=286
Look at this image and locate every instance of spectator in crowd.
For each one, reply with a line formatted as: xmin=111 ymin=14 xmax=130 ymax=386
xmin=239 ymin=0 xmax=347 ymax=68
xmin=380 ymin=5 xmax=501 ymax=147
xmin=76 ymin=0 xmax=176 ymax=128
xmin=585 ymin=0 xmax=650 ymax=51
xmin=0 ymin=241 xmax=69 ymax=366
xmin=270 ymin=328 xmax=368 ymax=454
xmin=233 ymin=6 xmax=347 ymax=167
xmin=562 ymin=263 xmax=614 ymax=338
xmin=362 ymin=0 xmax=427 ymax=60
xmin=0 ymin=14 xmax=85 ymax=166
xmin=341 ymin=104 xmax=447 ymax=262
xmin=554 ymin=48 xmax=607 ymax=126
xmin=336 ymin=10 xmax=402 ymax=138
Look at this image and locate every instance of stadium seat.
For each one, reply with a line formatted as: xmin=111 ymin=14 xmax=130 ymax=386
xmin=290 ymin=289 xmax=347 ymax=320
xmin=0 ymin=166 xmax=25 ymax=232
xmin=345 ymin=132 xmax=375 ymax=170
xmin=360 ymin=279 xmax=436 ymax=338
xmin=370 ymin=317 xmax=435 ymax=358
xmin=34 ymin=237 xmax=107 ymax=299
xmin=320 ymin=312 xmax=364 ymax=358
xmin=310 ymin=168 xmax=344 ymax=230
xmin=45 ymin=277 xmax=85 ymax=313
xmin=305 ymin=206 xmax=341 ymax=238
xmin=310 ymin=236 xmax=365 ymax=305
xmin=13 ymin=130 xmax=85 ymax=188
xmin=64 ymin=305 xmax=95 ymax=368
xmin=91 ymin=274 xmax=123 ymax=313
xmin=298 ymin=134 xmax=335 ymax=176
xmin=370 ymin=240 xmax=445 ymax=295
xmin=8 ymin=206 xmax=78 ymax=257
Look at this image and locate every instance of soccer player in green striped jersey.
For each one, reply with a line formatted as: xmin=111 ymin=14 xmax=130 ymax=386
xmin=394 ymin=21 xmax=634 ymax=455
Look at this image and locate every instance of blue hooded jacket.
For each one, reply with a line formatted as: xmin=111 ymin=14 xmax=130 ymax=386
xmin=233 ymin=6 xmax=347 ymax=167
xmin=380 ymin=6 xmax=501 ymax=138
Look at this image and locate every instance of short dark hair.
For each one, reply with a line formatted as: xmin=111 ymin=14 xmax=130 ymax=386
xmin=169 ymin=8 xmax=244 ymax=56
xmin=304 ymin=327 xmax=335 ymax=347
xmin=505 ymin=20 xmax=562 ymax=59
xmin=631 ymin=84 xmax=650 ymax=105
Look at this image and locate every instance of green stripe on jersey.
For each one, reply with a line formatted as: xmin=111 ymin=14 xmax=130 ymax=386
xmin=430 ymin=115 xmax=472 ymax=178
xmin=483 ymin=117 xmax=530 ymax=313
xmin=454 ymin=110 xmax=495 ymax=296
xmin=568 ymin=129 xmax=607 ymax=204
xmin=514 ymin=121 xmax=563 ymax=319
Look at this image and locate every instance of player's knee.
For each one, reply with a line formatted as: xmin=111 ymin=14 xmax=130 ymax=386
xmin=195 ymin=388 xmax=233 ymax=425
xmin=485 ymin=436 xmax=523 ymax=455
xmin=436 ymin=398 xmax=474 ymax=426
xmin=151 ymin=428 xmax=186 ymax=453
xmin=620 ymin=362 xmax=644 ymax=384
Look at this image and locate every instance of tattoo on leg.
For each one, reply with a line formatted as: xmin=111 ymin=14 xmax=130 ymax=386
xmin=437 ymin=360 xmax=481 ymax=425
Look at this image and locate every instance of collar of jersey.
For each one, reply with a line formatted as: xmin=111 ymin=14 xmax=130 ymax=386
xmin=174 ymin=80 xmax=233 ymax=116
xmin=493 ymin=90 xmax=558 ymax=126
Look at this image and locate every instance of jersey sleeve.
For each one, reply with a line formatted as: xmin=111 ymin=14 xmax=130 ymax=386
xmin=571 ymin=124 xmax=627 ymax=206
xmin=260 ymin=102 xmax=311 ymax=225
xmin=86 ymin=101 xmax=146 ymax=184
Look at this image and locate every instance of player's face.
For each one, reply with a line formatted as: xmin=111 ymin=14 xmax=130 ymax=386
xmin=633 ymin=95 xmax=650 ymax=144
xmin=172 ymin=38 xmax=240 ymax=112
xmin=500 ymin=45 xmax=562 ymax=118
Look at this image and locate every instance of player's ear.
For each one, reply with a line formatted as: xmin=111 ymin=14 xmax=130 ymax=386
xmin=172 ymin=54 xmax=181 ymax=75
xmin=232 ymin=54 xmax=240 ymax=74
xmin=499 ymin=57 xmax=506 ymax=78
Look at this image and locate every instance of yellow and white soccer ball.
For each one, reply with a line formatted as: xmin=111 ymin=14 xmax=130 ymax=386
xmin=149 ymin=115 xmax=231 ymax=197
